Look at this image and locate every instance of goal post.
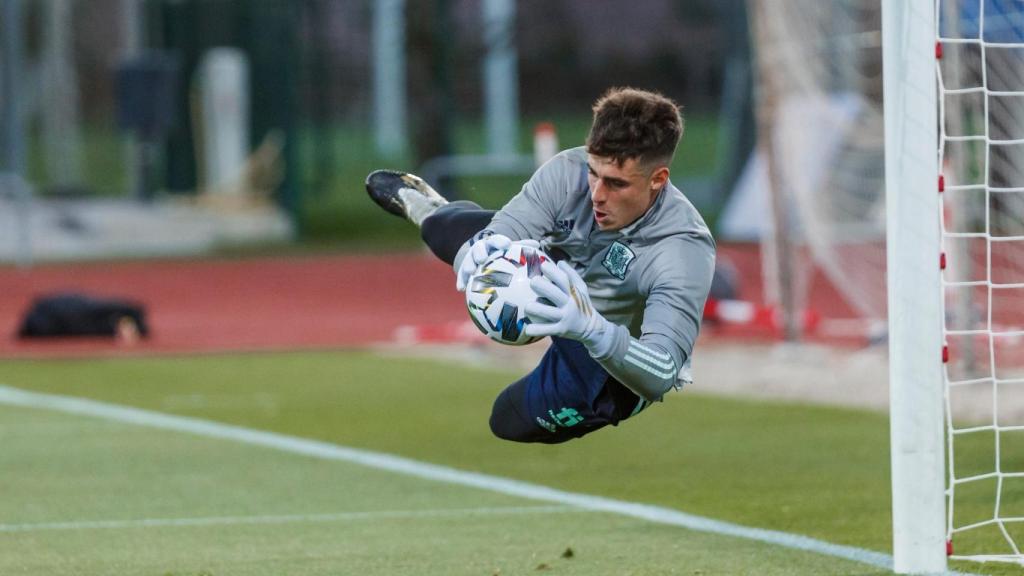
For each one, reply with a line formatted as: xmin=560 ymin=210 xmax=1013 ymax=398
xmin=749 ymin=0 xmax=1024 ymax=569
xmin=882 ymin=1 xmax=947 ymax=573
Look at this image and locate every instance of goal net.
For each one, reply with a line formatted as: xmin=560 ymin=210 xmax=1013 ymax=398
xmin=938 ymin=0 xmax=1024 ymax=565
xmin=751 ymin=0 xmax=1024 ymax=569
xmin=749 ymin=0 xmax=886 ymax=334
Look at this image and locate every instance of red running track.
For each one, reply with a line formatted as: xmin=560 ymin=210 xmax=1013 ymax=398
xmin=0 ymin=252 xmax=467 ymax=359
xmin=0 ymin=245 xmax=861 ymax=359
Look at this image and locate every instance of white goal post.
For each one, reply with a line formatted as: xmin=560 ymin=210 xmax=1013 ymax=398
xmin=749 ymin=0 xmax=1024 ymax=570
xmin=883 ymin=1 xmax=946 ymax=573
xmin=887 ymin=0 xmax=1024 ymax=571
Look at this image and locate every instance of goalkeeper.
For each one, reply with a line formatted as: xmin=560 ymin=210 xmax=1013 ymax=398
xmin=366 ymin=87 xmax=715 ymax=443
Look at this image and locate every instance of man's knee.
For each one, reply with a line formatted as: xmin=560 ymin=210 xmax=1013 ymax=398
xmin=419 ymin=207 xmax=445 ymax=246
xmin=489 ymin=386 xmax=544 ymax=443
xmin=420 ymin=201 xmax=492 ymax=265
xmin=420 ymin=211 xmax=455 ymax=264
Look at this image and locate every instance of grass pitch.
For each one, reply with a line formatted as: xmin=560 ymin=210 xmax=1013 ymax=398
xmin=0 ymin=404 xmax=869 ymax=576
xmin=0 ymin=350 xmax=1014 ymax=574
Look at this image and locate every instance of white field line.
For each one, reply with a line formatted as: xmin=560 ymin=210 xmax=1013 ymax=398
xmin=0 ymin=505 xmax=579 ymax=533
xmin=0 ymin=385 xmax=973 ymax=575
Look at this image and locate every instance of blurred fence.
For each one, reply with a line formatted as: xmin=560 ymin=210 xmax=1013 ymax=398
xmin=0 ymin=0 xmax=749 ymax=241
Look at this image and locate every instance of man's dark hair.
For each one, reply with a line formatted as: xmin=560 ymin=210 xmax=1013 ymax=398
xmin=585 ymin=87 xmax=684 ymax=170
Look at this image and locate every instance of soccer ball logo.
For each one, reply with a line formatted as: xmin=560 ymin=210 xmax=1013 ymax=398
xmin=465 ymin=241 xmax=549 ymax=346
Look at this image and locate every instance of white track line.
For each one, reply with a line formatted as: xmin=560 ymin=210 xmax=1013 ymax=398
xmin=0 ymin=505 xmax=579 ymax=533
xmin=0 ymin=385 xmax=972 ymax=575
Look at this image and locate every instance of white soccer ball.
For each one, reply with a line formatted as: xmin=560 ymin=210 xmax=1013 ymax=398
xmin=465 ymin=240 xmax=550 ymax=346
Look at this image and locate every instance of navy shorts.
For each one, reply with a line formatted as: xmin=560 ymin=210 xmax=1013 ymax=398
xmin=490 ymin=337 xmax=649 ymax=444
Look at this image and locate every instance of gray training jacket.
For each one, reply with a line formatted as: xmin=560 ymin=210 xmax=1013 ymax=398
xmin=455 ymin=147 xmax=716 ymax=402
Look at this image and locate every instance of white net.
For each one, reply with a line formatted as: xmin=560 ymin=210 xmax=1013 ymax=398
xmin=749 ymin=0 xmax=886 ymax=331
xmin=938 ymin=0 xmax=1024 ymax=565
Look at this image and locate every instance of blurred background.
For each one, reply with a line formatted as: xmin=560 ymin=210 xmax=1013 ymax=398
xmin=0 ymin=0 xmax=907 ymax=349
xmin=0 ymin=0 xmax=750 ymax=252
xmin=6 ymin=2 xmax=1024 ymax=573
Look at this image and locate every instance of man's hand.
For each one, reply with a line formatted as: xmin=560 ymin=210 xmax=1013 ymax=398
xmin=456 ymin=232 xmax=512 ymax=292
xmin=524 ymin=260 xmax=614 ymax=356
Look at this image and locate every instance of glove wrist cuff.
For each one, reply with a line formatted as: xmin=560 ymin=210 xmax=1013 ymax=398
xmin=580 ymin=316 xmax=616 ymax=358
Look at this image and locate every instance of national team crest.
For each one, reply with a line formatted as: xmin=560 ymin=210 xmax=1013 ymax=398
xmin=602 ymin=242 xmax=635 ymax=280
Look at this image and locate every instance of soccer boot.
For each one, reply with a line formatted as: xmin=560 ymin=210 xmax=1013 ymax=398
xmin=365 ymin=169 xmax=448 ymax=226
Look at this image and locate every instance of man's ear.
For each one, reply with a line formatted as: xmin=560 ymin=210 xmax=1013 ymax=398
xmin=649 ymin=166 xmax=670 ymax=190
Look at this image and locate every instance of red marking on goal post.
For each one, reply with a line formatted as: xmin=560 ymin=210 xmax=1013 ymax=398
xmin=943 ymin=345 xmax=950 ymax=364
xmin=946 ymin=539 xmax=953 ymax=556
xmin=936 ymin=42 xmax=943 ymax=59
xmin=940 ymin=252 xmax=947 ymax=270
xmin=938 ymin=174 xmax=945 ymax=192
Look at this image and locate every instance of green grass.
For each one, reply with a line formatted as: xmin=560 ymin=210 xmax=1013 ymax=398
xmin=0 ymin=407 xmax=870 ymax=576
xmin=3 ymin=349 xmax=1020 ymax=574
xmin=26 ymin=121 xmax=130 ymax=197
xmin=2 ymin=352 xmax=887 ymax=546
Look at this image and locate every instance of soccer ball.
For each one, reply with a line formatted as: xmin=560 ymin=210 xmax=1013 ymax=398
xmin=465 ymin=241 xmax=549 ymax=346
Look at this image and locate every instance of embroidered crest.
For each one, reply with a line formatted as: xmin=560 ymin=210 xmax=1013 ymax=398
xmin=602 ymin=241 xmax=636 ymax=280
xmin=556 ymin=218 xmax=575 ymax=233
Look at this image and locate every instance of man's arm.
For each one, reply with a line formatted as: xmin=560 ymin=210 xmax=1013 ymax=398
xmin=614 ymin=234 xmax=716 ymax=397
xmin=525 ymin=235 xmax=715 ymax=402
xmin=453 ymin=153 xmax=574 ymax=288
xmin=586 ymin=326 xmax=683 ymax=403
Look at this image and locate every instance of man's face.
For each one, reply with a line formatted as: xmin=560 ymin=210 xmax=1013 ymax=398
xmin=586 ymin=154 xmax=668 ymax=231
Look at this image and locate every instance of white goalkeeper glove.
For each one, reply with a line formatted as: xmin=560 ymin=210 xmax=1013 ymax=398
xmin=523 ymin=260 xmax=615 ymax=356
xmin=456 ymin=232 xmax=512 ymax=292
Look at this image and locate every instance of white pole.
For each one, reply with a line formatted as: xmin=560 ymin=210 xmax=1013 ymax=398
xmin=883 ymin=0 xmax=946 ymax=573
xmin=1 ymin=0 xmax=31 ymax=267
xmin=43 ymin=0 xmax=82 ymax=186
xmin=198 ymin=48 xmax=250 ymax=193
xmin=120 ymin=0 xmax=143 ymax=200
xmin=1 ymin=0 xmax=25 ymax=176
xmin=482 ymin=0 xmax=518 ymax=157
xmin=373 ymin=0 xmax=408 ymax=158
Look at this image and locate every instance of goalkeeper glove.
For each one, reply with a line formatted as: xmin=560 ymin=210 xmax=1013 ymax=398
xmin=523 ymin=260 xmax=615 ymax=356
xmin=456 ymin=232 xmax=512 ymax=292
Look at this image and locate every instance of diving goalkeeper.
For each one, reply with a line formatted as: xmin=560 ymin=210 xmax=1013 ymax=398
xmin=366 ymin=87 xmax=715 ymax=443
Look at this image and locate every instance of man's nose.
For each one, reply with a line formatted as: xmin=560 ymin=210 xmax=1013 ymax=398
xmin=591 ymin=181 xmax=605 ymax=204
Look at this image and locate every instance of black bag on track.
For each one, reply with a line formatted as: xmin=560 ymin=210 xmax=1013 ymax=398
xmin=17 ymin=293 xmax=149 ymax=339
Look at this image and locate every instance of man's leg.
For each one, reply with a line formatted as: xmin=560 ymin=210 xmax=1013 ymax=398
xmin=420 ymin=202 xmax=495 ymax=265
xmin=366 ymin=169 xmax=496 ymax=265
xmin=489 ymin=337 xmax=648 ymax=444
xmin=365 ymin=170 xmax=448 ymax=225
xmin=489 ymin=376 xmax=549 ymax=443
